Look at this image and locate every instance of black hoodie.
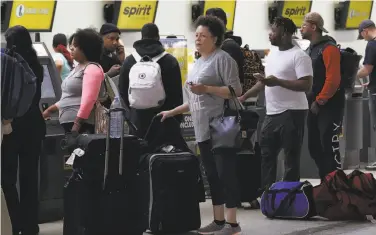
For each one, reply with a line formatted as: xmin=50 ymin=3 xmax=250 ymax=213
xmin=306 ymin=35 xmax=344 ymax=108
xmin=118 ymin=39 xmax=183 ymax=137
xmin=222 ymin=31 xmax=244 ymax=83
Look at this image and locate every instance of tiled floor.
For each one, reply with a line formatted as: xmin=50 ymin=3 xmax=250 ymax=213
xmin=37 ymin=175 xmax=376 ymax=235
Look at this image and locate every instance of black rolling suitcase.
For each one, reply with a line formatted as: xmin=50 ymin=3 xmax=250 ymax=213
xmin=63 ymin=106 xmax=146 ymax=235
xmin=237 ymin=108 xmax=262 ymax=206
xmin=138 ymin=116 xmax=204 ymax=234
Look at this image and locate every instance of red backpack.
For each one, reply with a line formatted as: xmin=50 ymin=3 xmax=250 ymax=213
xmin=313 ymin=170 xmax=376 ymax=221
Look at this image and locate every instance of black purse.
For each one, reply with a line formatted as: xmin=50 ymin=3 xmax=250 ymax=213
xmin=209 ymin=86 xmax=243 ymax=153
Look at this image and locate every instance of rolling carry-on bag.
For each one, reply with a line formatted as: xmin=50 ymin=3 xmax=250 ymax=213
xmin=63 ymin=102 xmax=146 ymax=235
xmin=237 ymin=107 xmax=261 ymax=207
xmin=138 ymin=116 xmax=204 ymax=234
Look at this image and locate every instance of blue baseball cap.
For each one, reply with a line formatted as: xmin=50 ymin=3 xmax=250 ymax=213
xmin=358 ymin=19 xmax=375 ymax=40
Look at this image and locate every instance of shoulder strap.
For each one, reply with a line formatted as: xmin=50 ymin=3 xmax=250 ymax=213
xmin=132 ymin=51 xmax=142 ymax=62
xmin=152 ymin=51 xmax=167 ymax=62
xmin=83 ymin=62 xmax=101 ymax=71
xmin=318 ymin=41 xmax=338 ymax=56
xmin=132 ymin=51 xmax=167 ymax=63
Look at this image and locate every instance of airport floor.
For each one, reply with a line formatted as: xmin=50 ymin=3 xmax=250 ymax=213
xmin=38 ymin=175 xmax=376 ymax=235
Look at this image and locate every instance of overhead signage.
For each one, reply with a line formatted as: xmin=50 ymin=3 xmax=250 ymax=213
xmin=279 ymin=1 xmax=312 ymax=27
xmin=203 ymin=0 xmax=237 ymax=31
xmin=8 ymin=0 xmax=57 ymax=32
xmin=115 ymin=0 xmax=158 ymax=31
xmin=345 ymin=0 xmax=373 ymax=29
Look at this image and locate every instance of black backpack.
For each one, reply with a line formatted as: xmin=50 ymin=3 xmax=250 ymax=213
xmin=1 ymin=47 xmax=38 ymax=120
xmin=320 ymin=42 xmax=362 ymax=90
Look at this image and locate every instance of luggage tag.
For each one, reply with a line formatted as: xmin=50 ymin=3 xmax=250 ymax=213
xmin=241 ymin=130 xmax=247 ymax=139
xmin=162 ymin=145 xmax=174 ymax=153
xmin=66 ymin=148 xmax=85 ymax=166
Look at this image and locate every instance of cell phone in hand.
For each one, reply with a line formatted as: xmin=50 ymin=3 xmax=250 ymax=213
xmin=253 ymin=73 xmax=265 ymax=80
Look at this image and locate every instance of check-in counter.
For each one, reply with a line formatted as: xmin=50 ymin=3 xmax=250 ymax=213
xmin=34 ymin=42 xmax=68 ymax=223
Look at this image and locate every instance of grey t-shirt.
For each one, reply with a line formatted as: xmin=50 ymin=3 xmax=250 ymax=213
xmin=184 ymin=49 xmax=241 ymax=142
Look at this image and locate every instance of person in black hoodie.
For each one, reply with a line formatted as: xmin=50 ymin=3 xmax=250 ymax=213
xmin=206 ymin=8 xmax=244 ymax=84
xmin=2 ymin=25 xmax=46 ymax=235
xmin=301 ymin=12 xmax=344 ymax=179
xmin=118 ymin=23 xmax=183 ymax=143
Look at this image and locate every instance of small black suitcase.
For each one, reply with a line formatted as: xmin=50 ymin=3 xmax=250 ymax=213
xmin=139 ymin=147 xmax=204 ymax=234
xmin=237 ymin=108 xmax=261 ymax=205
xmin=63 ymin=107 xmax=146 ymax=235
xmin=237 ymin=144 xmax=262 ymax=203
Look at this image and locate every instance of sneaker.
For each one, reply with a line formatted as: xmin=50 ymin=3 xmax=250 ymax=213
xmin=366 ymin=162 xmax=376 ymax=171
xmin=243 ymin=199 xmax=260 ymax=210
xmin=214 ymin=223 xmax=242 ymax=235
xmin=197 ymin=221 xmax=225 ymax=234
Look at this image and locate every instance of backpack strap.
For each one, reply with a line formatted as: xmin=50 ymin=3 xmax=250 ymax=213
xmin=132 ymin=51 xmax=142 ymax=62
xmin=152 ymin=51 xmax=167 ymax=62
xmin=132 ymin=51 xmax=167 ymax=63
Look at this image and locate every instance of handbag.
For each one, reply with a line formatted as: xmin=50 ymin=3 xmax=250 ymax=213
xmin=209 ymin=85 xmax=243 ymax=153
xmin=94 ymin=76 xmax=125 ymax=134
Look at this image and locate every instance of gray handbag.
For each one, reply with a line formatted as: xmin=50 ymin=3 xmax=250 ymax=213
xmin=209 ymin=86 xmax=243 ymax=153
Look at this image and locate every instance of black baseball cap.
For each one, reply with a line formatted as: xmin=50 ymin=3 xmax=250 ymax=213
xmin=358 ymin=19 xmax=375 ymax=40
xmin=100 ymin=23 xmax=121 ymax=35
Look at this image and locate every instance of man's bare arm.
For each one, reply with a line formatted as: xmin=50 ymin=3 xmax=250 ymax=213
xmin=275 ymin=75 xmax=312 ymax=92
xmin=241 ymin=81 xmax=265 ymax=100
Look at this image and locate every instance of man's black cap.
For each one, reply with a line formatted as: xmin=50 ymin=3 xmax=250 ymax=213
xmin=141 ymin=23 xmax=159 ymax=39
xmin=358 ymin=19 xmax=375 ymax=40
xmin=100 ymin=23 xmax=121 ymax=35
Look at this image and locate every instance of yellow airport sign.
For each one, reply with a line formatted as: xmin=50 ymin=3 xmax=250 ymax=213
xmin=116 ymin=0 xmax=158 ymax=31
xmin=345 ymin=0 xmax=373 ymax=29
xmin=281 ymin=1 xmax=312 ymax=27
xmin=8 ymin=0 xmax=57 ymax=32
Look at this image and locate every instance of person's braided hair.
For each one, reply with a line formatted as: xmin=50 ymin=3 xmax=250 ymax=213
xmin=273 ymin=16 xmax=297 ymax=35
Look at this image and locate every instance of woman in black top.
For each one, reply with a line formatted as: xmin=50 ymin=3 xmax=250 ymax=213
xmin=1 ymin=25 xmax=46 ymax=235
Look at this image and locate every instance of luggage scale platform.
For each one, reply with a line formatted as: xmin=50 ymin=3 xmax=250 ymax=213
xmin=39 ymin=176 xmax=376 ymax=235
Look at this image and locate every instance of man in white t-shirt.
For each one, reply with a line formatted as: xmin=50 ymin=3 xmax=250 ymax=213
xmin=239 ymin=16 xmax=313 ymax=193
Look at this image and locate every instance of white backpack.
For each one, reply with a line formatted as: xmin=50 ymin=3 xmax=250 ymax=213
xmin=128 ymin=51 xmax=167 ymax=109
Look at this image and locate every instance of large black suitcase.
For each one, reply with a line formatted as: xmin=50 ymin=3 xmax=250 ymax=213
xmin=138 ymin=116 xmax=205 ymax=234
xmin=63 ymin=110 xmax=146 ymax=235
xmin=139 ymin=148 xmax=203 ymax=234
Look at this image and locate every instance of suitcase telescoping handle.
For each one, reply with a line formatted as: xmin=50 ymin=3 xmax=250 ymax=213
xmin=103 ymin=106 xmax=126 ymax=190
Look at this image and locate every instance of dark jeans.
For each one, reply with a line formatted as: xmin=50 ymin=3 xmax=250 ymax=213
xmin=197 ymin=140 xmax=240 ymax=208
xmin=308 ymin=105 xmax=343 ymax=179
xmin=369 ymin=88 xmax=376 ymax=132
xmin=260 ymin=110 xmax=307 ymax=190
xmin=1 ymin=131 xmax=43 ymax=235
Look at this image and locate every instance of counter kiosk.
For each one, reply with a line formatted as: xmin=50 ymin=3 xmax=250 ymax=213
xmin=1 ymin=42 xmax=67 ymax=223
xmin=33 ymin=42 xmax=68 ymax=223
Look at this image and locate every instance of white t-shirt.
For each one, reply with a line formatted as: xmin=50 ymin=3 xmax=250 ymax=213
xmin=264 ymin=46 xmax=312 ymax=115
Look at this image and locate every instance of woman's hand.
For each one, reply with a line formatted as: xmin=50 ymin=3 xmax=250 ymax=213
xmin=42 ymin=110 xmax=51 ymax=120
xmin=42 ymin=104 xmax=58 ymax=120
xmin=238 ymin=95 xmax=246 ymax=103
xmin=189 ymin=83 xmax=208 ymax=95
xmin=157 ymin=110 xmax=174 ymax=122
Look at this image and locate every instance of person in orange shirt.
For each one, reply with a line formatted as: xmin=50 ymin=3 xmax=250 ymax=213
xmin=301 ymin=12 xmax=344 ymax=179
